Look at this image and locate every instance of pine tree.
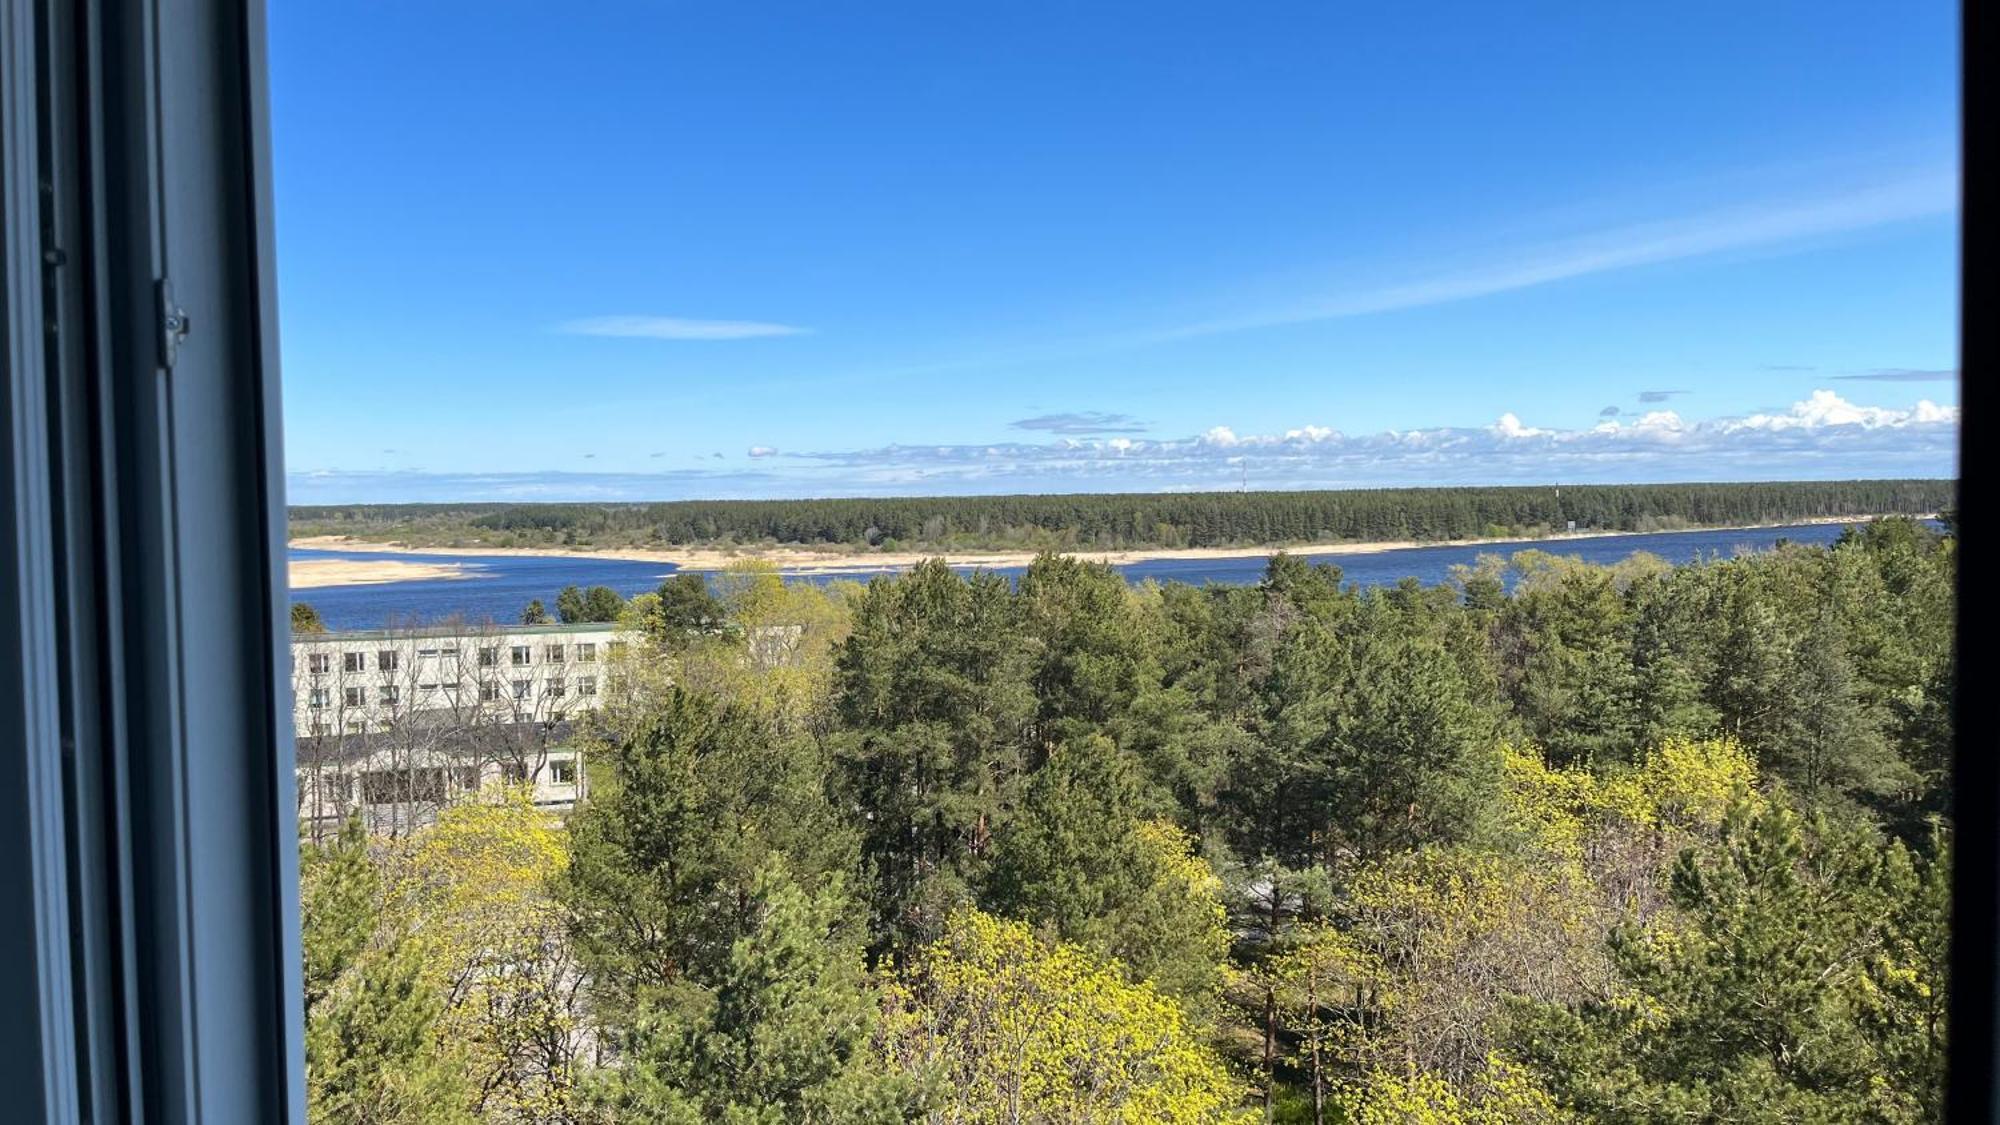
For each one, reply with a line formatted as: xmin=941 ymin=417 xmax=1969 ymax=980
xmin=1772 ymin=611 xmax=1913 ymax=810
xmin=1289 ymin=599 xmax=1502 ymax=864
xmin=590 ymin=861 xmax=909 ymax=1124
xmin=831 ymin=561 xmax=1036 ymax=959
xmin=302 ymin=815 xmax=379 ymax=1011
xmin=563 ymin=687 xmax=853 ymax=1007
xmin=651 ymin=572 xmax=730 ymax=647
xmin=307 ymin=935 xmax=473 ymax=1125
xmin=301 ymin=817 xmax=472 ymax=1124
xmin=1509 ymin=800 xmax=1936 ymax=1122
xmin=985 ymin=736 xmax=1228 ymax=1008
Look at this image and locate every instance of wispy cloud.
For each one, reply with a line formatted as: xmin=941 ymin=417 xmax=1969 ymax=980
xmin=557 ymin=315 xmax=810 ymax=340
xmin=1761 ymin=364 xmax=1818 ymax=372
xmin=1833 ymin=368 xmax=1958 ymax=383
xmin=1639 ymin=390 xmax=1690 ymax=403
xmin=1142 ymin=169 xmax=1955 ymax=343
xmin=1599 ymin=406 xmax=1621 ymax=417
xmin=1010 ymin=411 xmax=1151 ymax=435
xmin=747 ymin=446 xmax=779 ymax=459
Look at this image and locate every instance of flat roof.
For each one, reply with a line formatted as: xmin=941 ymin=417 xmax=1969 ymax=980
xmin=292 ymin=621 xmax=631 ymax=643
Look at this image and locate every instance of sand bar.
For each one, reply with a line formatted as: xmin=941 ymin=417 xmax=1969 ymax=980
xmin=290 ymin=514 xmax=1915 ymax=578
xmin=290 ymin=557 xmax=476 ymax=589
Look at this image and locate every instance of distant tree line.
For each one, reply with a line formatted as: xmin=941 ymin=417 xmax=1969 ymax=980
xmin=289 ymin=478 xmax=1953 ymax=552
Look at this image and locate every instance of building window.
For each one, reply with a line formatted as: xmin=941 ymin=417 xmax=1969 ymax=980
xmin=344 ymin=686 xmax=366 ymax=707
xmin=308 ymin=772 xmax=353 ymax=806
xmin=577 ymin=643 xmax=597 ymax=662
xmin=511 ymin=645 xmax=531 ymax=666
xmin=548 ymin=678 xmax=567 ymax=699
xmin=479 ymin=646 xmax=499 ymax=667
xmin=546 ymin=644 xmax=566 ymax=663
xmin=551 ymin=759 xmax=577 ymax=785
xmin=308 ymin=652 xmax=331 ymax=674
xmin=608 ymin=641 xmax=628 ymax=658
xmin=579 ymin=676 xmax=597 ymax=697
xmin=454 ymin=765 xmax=483 ymax=790
xmin=501 ymin=761 xmax=527 ymax=784
xmin=310 ymin=722 xmax=332 ymax=737
xmin=308 ymin=687 xmax=330 ymax=709
xmin=381 ymin=685 xmax=401 ymax=706
xmin=343 ymin=651 xmax=364 ymax=673
xmin=551 ymin=710 xmax=568 ymax=723
xmin=377 ymin=649 xmax=399 ymax=672
xmin=480 ymin=682 xmax=501 ymax=702
xmin=361 ymin=768 xmax=446 ymax=806
xmin=513 ymin=679 xmax=531 ymax=700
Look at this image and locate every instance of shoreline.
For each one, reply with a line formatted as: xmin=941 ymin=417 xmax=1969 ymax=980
xmin=289 ymin=514 xmax=1919 ymax=578
xmin=289 ymin=557 xmax=477 ymax=589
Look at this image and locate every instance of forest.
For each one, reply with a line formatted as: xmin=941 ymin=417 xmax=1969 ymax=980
xmin=290 ymin=478 xmax=1953 ymax=553
xmin=301 ymin=516 xmax=1955 ymax=1123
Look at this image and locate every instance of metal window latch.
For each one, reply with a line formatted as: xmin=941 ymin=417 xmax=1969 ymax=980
xmin=157 ymin=278 xmax=190 ymax=368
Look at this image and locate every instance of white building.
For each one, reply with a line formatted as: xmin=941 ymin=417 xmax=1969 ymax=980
xmin=289 ymin=621 xmax=634 ymax=836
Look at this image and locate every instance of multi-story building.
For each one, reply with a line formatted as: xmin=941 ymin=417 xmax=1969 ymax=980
xmin=289 ymin=621 xmax=635 ymax=836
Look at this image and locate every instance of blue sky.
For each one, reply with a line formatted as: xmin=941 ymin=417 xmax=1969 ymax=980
xmin=270 ymin=1 xmax=1958 ymax=503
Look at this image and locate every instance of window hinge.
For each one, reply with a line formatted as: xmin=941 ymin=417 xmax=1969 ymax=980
xmin=156 ymin=278 xmax=191 ymax=369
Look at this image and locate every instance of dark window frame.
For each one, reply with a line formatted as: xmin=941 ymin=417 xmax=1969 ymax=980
xmin=2 ymin=0 xmax=302 ymax=1118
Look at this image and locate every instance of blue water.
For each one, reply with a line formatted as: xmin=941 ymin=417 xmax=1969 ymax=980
xmin=292 ymin=522 xmax=1864 ymax=631
xmin=291 ymin=548 xmax=681 ymax=631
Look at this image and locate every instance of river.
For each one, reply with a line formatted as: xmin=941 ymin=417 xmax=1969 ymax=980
xmin=288 ymin=521 xmax=1872 ymax=632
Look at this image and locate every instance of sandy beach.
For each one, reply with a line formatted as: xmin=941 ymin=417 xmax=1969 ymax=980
xmin=290 ymin=557 xmax=477 ymax=589
xmin=290 ymin=514 xmax=1911 ymax=578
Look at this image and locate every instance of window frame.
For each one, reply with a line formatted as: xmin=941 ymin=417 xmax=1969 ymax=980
xmin=1 ymin=0 xmax=303 ymax=1117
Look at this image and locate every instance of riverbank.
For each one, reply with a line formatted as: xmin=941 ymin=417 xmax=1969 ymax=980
xmin=289 ymin=557 xmax=476 ymax=589
xmin=290 ymin=513 xmax=1915 ymax=578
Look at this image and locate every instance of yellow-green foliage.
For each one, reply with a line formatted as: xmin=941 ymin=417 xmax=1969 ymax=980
xmin=668 ymin=560 xmax=853 ymax=731
xmin=1336 ymin=1056 xmax=1573 ymax=1124
xmin=390 ymin=785 xmax=567 ymax=951
xmin=1324 ymin=736 xmax=1762 ymax=1093
xmin=1340 ymin=844 xmax=1603 ymax=1081
xmin=1501 ymin=734 xmax=1760 ymax=851
xmin=881 ymin=909 xmax=1253 ymax=1124
xmin=387 ymin=787 xmax=578 ymax=1122
xmin=1131 ymin=819 xmax=1232 ymax=1004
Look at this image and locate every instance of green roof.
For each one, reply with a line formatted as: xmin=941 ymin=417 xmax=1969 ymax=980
xmin=293 ymin=621 xmax=631 ymax=642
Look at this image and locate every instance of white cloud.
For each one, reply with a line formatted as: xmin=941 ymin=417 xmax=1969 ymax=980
xmin=558 ymin=316 xmax=809 ymax=340
xmin=291 ymin=391 xmax=1957 ymax=503
xmin=1913 ymin=400 xmax=1954 ymax=424
xmin=1726 ymin=389 xmax=1956 ymax=433
xmin=1490 ymin=413 xmax=1548 ymax=440
xmin=782 ymin=389 xmax=1955 ymax=492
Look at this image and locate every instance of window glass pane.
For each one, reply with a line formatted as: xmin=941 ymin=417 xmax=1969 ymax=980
xmin=272 ymin=6 xmax=1959 ymax=1119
